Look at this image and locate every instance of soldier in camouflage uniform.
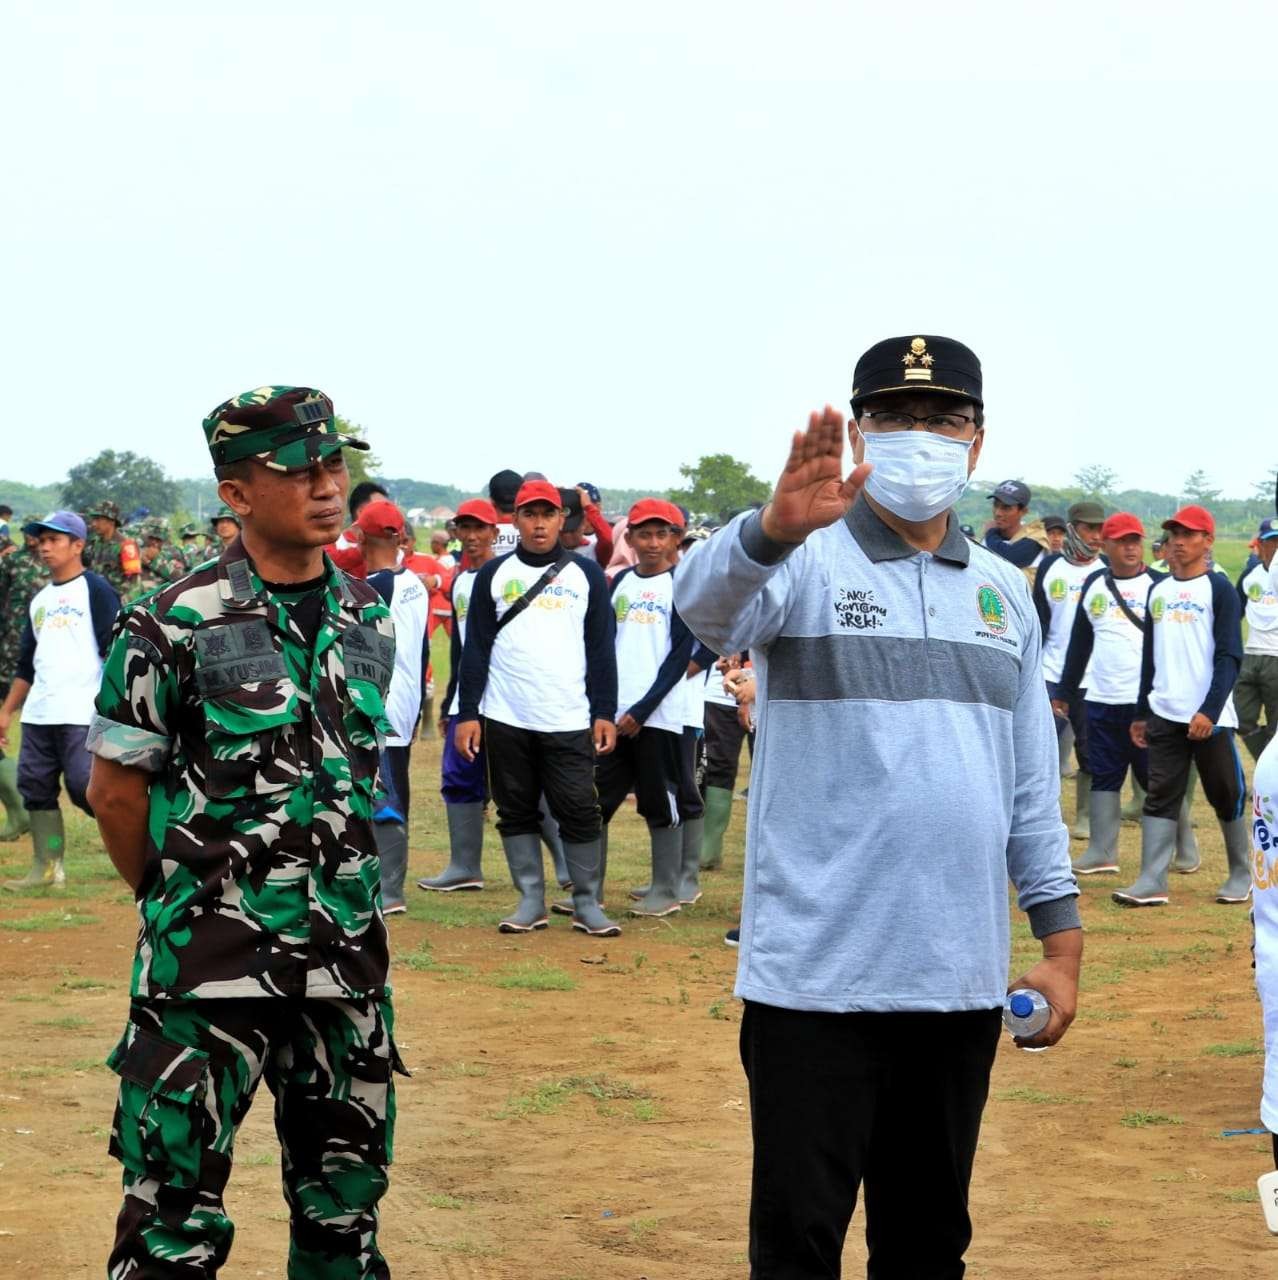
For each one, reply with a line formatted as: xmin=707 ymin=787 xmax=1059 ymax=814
xmin=138 ymin=519 xmax=189 ymax=593
xmin=177 ymin=522 xmax=204 ymax=570
xmin=210 ymin=504 xmax=240 ymax=550
xmin=87 ymin=499 xmax=143 ymax=602
xmin=86 ymin=386 xmax=402 ymax=1279
xmin=0 ymin=529 xmax=45 ymax=839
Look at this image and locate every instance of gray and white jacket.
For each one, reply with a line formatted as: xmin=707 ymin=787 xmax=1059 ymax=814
xmin=674 ymin=500 xmax=1080 ymax=1014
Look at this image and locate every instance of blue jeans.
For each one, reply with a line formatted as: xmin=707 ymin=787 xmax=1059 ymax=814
xmin=1085 ymin=701 xmax=1148 ymax=793
xmin=17 ymin=722 xmax=93 ymax=814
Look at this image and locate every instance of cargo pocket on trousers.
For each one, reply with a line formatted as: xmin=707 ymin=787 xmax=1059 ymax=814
xmin=107 ymin=1026 xmax=210 ymax=1188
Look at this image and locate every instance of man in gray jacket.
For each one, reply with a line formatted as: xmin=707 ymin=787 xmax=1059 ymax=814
xmin=674 ymin=335 xmax=1082 ymax=1280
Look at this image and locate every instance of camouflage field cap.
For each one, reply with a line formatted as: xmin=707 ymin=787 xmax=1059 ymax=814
xmin=88 ymin=499 xmax=123 ymax=523
xmin=141 ymin=518 xmax=169 ymax=541
xmin=179 ymin=522 xmax=198 ymax=538
xmin=210 ymin=504 xmax=241 ymax=527
xmin=202 ymin=385 xmax=369 ymax=473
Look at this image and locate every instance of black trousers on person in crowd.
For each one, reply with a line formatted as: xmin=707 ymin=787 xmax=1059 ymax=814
xmin=678 ymin=726 xmax=705 ymax=820
xmin=595 ymin=726 xmax=684 ymax=828
xmin=703 ymin=701 xmax=753 ymax=792
xmin=482 ymin=717 xmax=601 ymax=843
xmin=740 ymin=1001 xmax=1002 ymax=1280
xmin=1144 ymin=712 xmax=1246 ymax=822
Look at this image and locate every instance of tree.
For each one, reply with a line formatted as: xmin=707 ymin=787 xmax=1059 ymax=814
xmin=62 ymin=450 xmax=179 ymax=517
xmin=1181 ymin=468 xmax=1221 ymax=504
xmin=1251 ymin=466 xmax=1278 ymax=506
xmin=1073 ymin=464 xmax=1118 ymax=498
xmin=337 ymin=417 xmax=382 ymax=488
xmin=669 ymin=453 xmax=771 ymax=522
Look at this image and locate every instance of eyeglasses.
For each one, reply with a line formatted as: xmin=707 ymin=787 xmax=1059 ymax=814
xmin=860 ymin=410 xmax=977 ymax=437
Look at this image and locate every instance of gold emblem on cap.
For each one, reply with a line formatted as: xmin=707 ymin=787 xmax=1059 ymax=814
xmin=902 ymin=336 xmax=934 ymax=382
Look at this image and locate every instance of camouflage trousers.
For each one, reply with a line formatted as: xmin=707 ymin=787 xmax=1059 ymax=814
xmin=106 ymin=996 xmax=404 ymax=1278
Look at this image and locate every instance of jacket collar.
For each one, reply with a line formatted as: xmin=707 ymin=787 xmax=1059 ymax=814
xmin=845 ymin=498 xmax=971 ymax=567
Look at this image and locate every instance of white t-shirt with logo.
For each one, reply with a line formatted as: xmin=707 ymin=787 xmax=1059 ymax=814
xmin=1075 ymin=569 xmax=1159 ymax=705
xmin=1146 ymin=572 xmax=1240 ymax=728
xmin=367 ymin=568 xmax=428 ymax=746
xmin=23 ymin=575 xmax=111 ymax=725
xmin=1242 ymin=560 xmax=1278 ymax=656
xmin=613 ymin=567 xmax=685 ymax=735
xmin=1036 ymin=554 xmax=1099 ymax=682
xmin=493 ymin=523 xmax=519 ymax=557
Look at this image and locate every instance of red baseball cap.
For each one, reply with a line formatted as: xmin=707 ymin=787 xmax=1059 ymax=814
xmin=355 ymin=499 xmax=406 ymax=538
xmin=1162 ymin=505 xmax=1214 ymax=535
xmin=455 ymin=498 xmax=499 ymax=525
xmin=628 ymin=498 xmax=684 ymax=529
xmin=514 ymin=479 xmax=564 ymax=510
xmin=1101 ymin=512 xmax=1144 ymax=540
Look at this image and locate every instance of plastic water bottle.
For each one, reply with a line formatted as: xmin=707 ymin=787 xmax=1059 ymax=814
xmin=1003 ymin=988 xmax=1050 ymax=1043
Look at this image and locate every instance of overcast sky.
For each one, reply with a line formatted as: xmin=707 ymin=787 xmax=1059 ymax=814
xmin=4 ymin=2 xmax=1275 ymax=500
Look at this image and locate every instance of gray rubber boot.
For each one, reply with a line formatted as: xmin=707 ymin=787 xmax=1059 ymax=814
xmin=1172 ymin=792 xmax=1201 ymax=874
xmin=1058 ymin=722 xmax=1077 ymax=778
xmin=375 ymin=820 xmax=409 ymax=913
xmin=629 ymin=826 xmax=683 ymax=917
xmin=1184 ymin=764 xmax=1200 ymax=826
xmin=1112 ymin=815 xmax=1177 ymax=906
xmin=1122 ymin=777 xmax=1146 ymax=823
xmin=1071 ymin=771 xmax=1092 ymax=840
xmin=698 ymin=786 xmax=734 ymax=871
xmin=555 ymin=825 xmax=607 ymax=917
xmin=678 ymin=817 xmax=705 ymax=904
xmin=539 ymin=797 xmax=571 ymax=889
xmin=4 ymin=808 xmax=64 ymax=891
xmin=565 ymin=838 xmax=621 ymax=937
xmin=1073 ymin=790 xmax=1121 ymax=874
xmin=0 ymin=755 xmax=30 ymax=843
xmin=1216 ymin=816 xmax=1253 ymax=904
xmin=497 ymin=832 xmax=548 ymax=933
xmin=418 ymin=802 xmax=485 ymax=891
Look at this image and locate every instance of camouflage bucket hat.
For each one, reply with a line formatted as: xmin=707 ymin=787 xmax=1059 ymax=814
xmin=210 ymin=504 xmax=240 ymax=526
xmin=179 ymin=522 xmax=198 ymax=538
xmin=202 ymin=385 xmax=369 ymax=473
xmin=141 ymin=518 xmax=168 ymax=541
xmin=88 ymin=499 xmax=123 ymax=523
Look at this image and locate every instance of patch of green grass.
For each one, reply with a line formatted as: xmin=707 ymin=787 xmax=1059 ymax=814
xmin=708 ymin=998 xmax=733 ymax=1020
xmin=498 ymin=1081 xmax=575 ymax=1119
xmin=1088 ymin=1217 xmax=1114 ymax=1228
xmin=58 ymin=978 xmax=109 ymax=991
xmin=398 ymin=947 xmax=475 ymax=977
xmin=439 ymin=1061 xmax=489 ymax=1079
xmin=1078 ymin=1008 xmax=1133 ymax=1022
xmin=240 ymin=1151 xmax=276 ymax=1167
xmin=633 ymin=952 xmax=647 ymax=971
xmin=0 ymin=910 xmax=99 ymax=932
xmin=562 ymin=1074 xmax=650 ymax=1102
xmin=590 ymin=1034 xmax=617 ymax=1047
xmin=8 ymin=1065 xmax=64 ymax=1079
xmin=1184 ymin=1004 xmax=1226 ymax=1021
xmin=1222 ymin=1187 xmax=1260 ymax=1203
xmin=1120 ymin=1110 xmax=1182 ymax=1128
xmin=1203 ymin=1041 xmax=1262 ymax=1058
xmin=994 ymin=1086 xmax=1081 ymax=1105
xmin=1079 ymin=966 xmax=1126 ymax=989
xmin=629 ymin=1217 xmax=658 ymax=1242
xmin=498 ymin=1073 xmax=652 ymax=1119
xmin=491 ymin=962 xmax=575 ymax=992
xmin=70 ymin=1058 xmax=107 ymax=1072
xmin=1113 ymin=1057 xmax=1138 ymax=1069
xmin=632 ymin=1099 xmax=659 ymax=1122
xmin=425 ymin=1193 xmax=464 ymax=1210
xmin=36 ymin=1014 xmax=91 ymax=1030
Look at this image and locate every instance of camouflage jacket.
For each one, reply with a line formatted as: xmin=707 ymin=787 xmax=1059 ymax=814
xmin=88 ymin=537 xmax=396 ymax=1001
xmin=0 ymin=547 xmax=49 ymax=685
xmin=86 ymin=532 xmax=142 ymax=603
xmin=140 ymin=543 xmax=190 ymax=593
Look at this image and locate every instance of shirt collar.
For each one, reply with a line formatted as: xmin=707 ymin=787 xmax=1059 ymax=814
xmin=216 ymin=535 xmax=354 ymax=611
xmin=845 ymin=498 xmax=971 ymax=567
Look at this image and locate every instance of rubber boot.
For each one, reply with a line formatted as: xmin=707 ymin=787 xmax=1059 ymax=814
xmin=1073 ymin=790 xmax=1121 ymax=875
xmin=1071 ymin=771 xmax=1092 ymax=840
xmin=1112 ymin=815 xmax=1177 ymax=906
xmin=565 ymin=838 xmax=621 ymax=937
xmin=1058 ymin=722 xmax=1077 ymax=779
xmin=497 ymin=832 xmax=548 ymax=933
xmin=0 ymin=756 xmax=30 ymax=843
xmin=4 ymin=808 xmax=64 ymax=891
xmin=1216 ymin=816 xmax=1253 ymax=904
xmin=698 ymin=786 xmax=734 ymax=871
xmin=375 ymin=820 xmax=409 ymax=914
xmin=1172 ymin=792 xmax=1200 ymax=874
xmin=554 ymin=826 xmax=607 ymax=917
xmin=1184 ymin=764 xmax=1200 ymax=827
xmin=629 ymin=826 xmax=683 ymax=917
xmin=539 ymin=798 xmax=571 ymax=890
xmin=678 ymin=817 xmax=705 ymax=905
xmin=417 ymin=802 xmax=485 ymax=891
xmin=1122 ymin=777 xmax=1146 ymax=824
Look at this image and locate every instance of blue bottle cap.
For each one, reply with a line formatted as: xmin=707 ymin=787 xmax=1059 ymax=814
xmin=1009 ymin=993 xmax=1034 ymax=1018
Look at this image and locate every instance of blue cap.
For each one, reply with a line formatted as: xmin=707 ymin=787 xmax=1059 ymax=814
xmin=577 ymin=481 xmax=601 ymax=504
xmin=1009 ymin=993 xmax=1035 ymax=1018
xmin=23 ymin=510 xmax=88 ymax=541
xmin=1259 ymin=517 xmax=1278 ymax=541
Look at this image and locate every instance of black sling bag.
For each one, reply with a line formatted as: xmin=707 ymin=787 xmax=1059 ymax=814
xmin=1103 ymin=572 xmax=1147 ymax=632
xmin=494 ymin=552 xmax=572 ymax=634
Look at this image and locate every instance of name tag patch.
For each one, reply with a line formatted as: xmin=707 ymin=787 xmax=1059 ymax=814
xmin=343 ymin=623 xmax=394 ymax=696
xmin=194 ymin=620 xmax=288 ymax=695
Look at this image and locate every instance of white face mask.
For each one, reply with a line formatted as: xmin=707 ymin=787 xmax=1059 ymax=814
xmin=860 ymin=430 xmax=975 ymax=523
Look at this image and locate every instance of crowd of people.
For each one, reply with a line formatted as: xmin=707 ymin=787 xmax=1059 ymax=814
xmin=0 ymin=357 xmax=1272 ymax=1276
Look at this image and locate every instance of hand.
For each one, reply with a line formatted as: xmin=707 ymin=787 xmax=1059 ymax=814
xmin=593 ymin=719 xmax=617 ymax=755
xmin=438 ymin=715 xmax=449 ymax=740
xmin=616 ymin=713 xmax=640 ymax=738
xmin=454 ymin=719 xmax=482 ymax=762
xmin=715 ymin=655 xmax=738 ymax=674
xmin=1187 ymin=712 xmax=1214 ymax=741
xmin=1050 ymin=699 xmax=1069 ymax=720
xmin=1008 ymin=928 xmax=1082 ymax=1048
xmin=737 ymin=702 xmax=754 ymax=733
xmin=576 ymin=486 xmax=595 ymax=510
xmin=0 ymin=709 xmax=9 ymax=749
xmin=1129 ymin=719 xmax=1147 ymax=749
xmin=759 ymin=406 xmax=873 ymax=545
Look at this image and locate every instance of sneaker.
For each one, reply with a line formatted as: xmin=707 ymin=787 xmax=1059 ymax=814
xmin=383 ymin=900 xmax=407 ymax=916
xmin=724 ymin=928 xmax=740 ymax=947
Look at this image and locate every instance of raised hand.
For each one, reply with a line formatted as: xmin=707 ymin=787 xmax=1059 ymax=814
xmin=760 ymin=406 xmax=872 ymax=545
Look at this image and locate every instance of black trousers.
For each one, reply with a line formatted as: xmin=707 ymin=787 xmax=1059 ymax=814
xmin=678 ymin=726 xmax=705 ymax=820
xmin=704 ymin=701 xmax=753 ymax=791
xmin=740 ymin=1001 xmax=1002 ymax=1280
xmin=1144 ymin=712 xmax=1246 ymax=822
xmin=483 ymin=717 xmax=601 ymax=843
xmin=595 ymin=726 xmax=683 ymax=828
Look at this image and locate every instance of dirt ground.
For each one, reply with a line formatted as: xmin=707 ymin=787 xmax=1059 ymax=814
xmin=1 ymin=736 xmax=1276 ymax=1279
